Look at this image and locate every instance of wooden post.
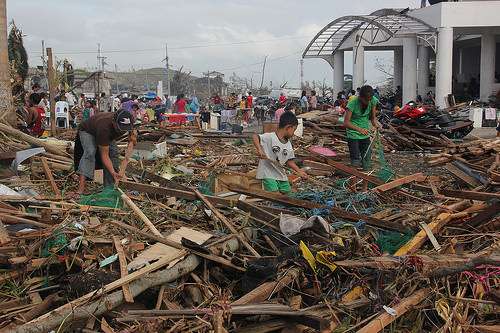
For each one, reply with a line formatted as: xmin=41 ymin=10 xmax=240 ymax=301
xmin=40 ymin=157 xmax=61 ymax=199
xmin=0 ymin=0 xmax=14 ymax=124
xmin=46 ymin=47 xmax=56 ymax=135
xmin=113 ymin=236 xmax=134 ymax=303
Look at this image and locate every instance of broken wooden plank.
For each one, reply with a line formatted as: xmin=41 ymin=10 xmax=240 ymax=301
xmin=439 ymin=189 xmax=500 ymax=202
xmin=445 ymin=163 xmax=481 ymax=187
xmin=356 ymin=288 xmax=429 ymax=333
xmin=14 ymin=234 xmax=247 ymax=333
xmin=40 ymin=157 xmax=61 ymax=199
xmin=113 ymin=236 xmax=134 ymax=303
xmin=0 ymin=220 xmax=10 ymax=245
xmin=326 ymin=160 xmax=383 ymax=185
xmin=0 ymin=214 xmax=51 ymax=229
xmin=118 ymin=188 xmax=162 ymax=237
xmin=372 ymin=173 xmax=425 ymax=193
xmin=194 ymin=189 xmax=260 ymax=257
xmin=155 ymin=285 xmax=166 ymax=310
xmin=107 ymin=220 xmax=245 ymax=272
xmin=120 ymin=180 xmax=234 ymax=207
xmin=100 ymin=317 xmax=115 ymax=333
xmin=418 ymin=222 xmax=442 ymax=252
xmin=393 ymin=203 xmax=483 ymax=256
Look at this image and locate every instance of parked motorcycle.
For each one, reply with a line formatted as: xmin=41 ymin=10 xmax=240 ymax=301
xmin=387 ymin=101 xmax=474 ymax=139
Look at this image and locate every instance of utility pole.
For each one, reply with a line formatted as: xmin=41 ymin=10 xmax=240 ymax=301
xmin=260 ymin=55 xmax=267 ymax=90
xmin=0 ymin=0 xmax=13 ymax=123
xmin=46 ymin=47 xmax=56 ymax=135
xmin=96 ymin=43 xmax=101 ymax=99
xmin=114 ymin=64 xmax=118 ymax=94
xmin=300 ymin=59 xmax=304 ymax=89
xmin=96 ymin=43 xmax=107 ymax=98
xmin=207 ymin=71 xmax=211 ymax=98
xmin=164 ymin=43 xmax=171 ymax=96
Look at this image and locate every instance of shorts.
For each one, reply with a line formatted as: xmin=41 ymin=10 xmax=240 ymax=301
xmin=262 ymin=179 xmax=291 ymax=194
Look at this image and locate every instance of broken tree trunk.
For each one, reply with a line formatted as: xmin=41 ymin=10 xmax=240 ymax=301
xmin=8 ymin=231 xmax=250 ymax=333
xmin=356 ymin=288 xmax=429 ymax=333
xmin=0 ymin=123 xmax=68 ymax=157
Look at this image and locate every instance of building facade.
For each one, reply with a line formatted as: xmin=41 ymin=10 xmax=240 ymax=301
xmin=303 ymin=0 xmax=500 ymax=108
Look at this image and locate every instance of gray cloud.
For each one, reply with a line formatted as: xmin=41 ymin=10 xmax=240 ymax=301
xmin=7 ymin=0 xmax=420 ymax=88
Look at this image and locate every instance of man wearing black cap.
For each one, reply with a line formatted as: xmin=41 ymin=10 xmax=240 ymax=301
xmin=73 ymin=109 xmax=137 ymax=195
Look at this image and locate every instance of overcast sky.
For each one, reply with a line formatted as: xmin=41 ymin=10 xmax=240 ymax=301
xmin=7 ymin=0 xmax=421 ymax=88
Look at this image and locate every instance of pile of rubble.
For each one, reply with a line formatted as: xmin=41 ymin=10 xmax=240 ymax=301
xmin=0 ymin=119 xmax=498 ymax=333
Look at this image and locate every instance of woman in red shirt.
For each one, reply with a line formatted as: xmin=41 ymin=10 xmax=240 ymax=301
xmin=174 ymin=94 xmax=187 ymax=113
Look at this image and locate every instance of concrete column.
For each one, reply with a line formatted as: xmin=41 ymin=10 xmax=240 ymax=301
xmin=403 ymin=37 xmax=418 ymax=103
xmin=435 ymin=27 xmax=454 ymax=109
xmin=333 ymin=51 xmax=344 ymax=93
xmin=393 ymin=47 xmax=403 ymax=90
xmin=352 ymin=42 xmax=364 ymax=89
xmin=418 ymin=45 xmax=430 ymax=96
xmin=480 ymin=33 xmax=496 ymax=101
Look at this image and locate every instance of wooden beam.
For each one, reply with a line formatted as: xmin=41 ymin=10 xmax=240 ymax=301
xmin=113 ymin=236 xmax=134 ymax=303
xmin=394 ymin=213 xmax=452 ymax=256
xmin=0 ymin=213 xmax=50 ymax=229
xmin=356 ymin=288 xmax=429 ymax=333
xmin=118 ymin=188 xmax=162 ymax=237
xmin=372 ymin=173 xmax=425 ymax=193
xmin=40 ymin=157 xmax=61 ymax=199
xmin=326 ymin=160 xmax=383 ymax=185
xmin=120 ymin=180 xmax=234 ymax=207
xmin=445 ymin=163 xmax=480 ymax=187
xmin=439 ymin=189 xmax=500 ymax=202
xmin=0 ymin=220 xmax=10 ymax=244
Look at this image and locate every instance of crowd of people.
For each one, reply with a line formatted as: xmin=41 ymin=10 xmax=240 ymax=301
xmin=17 ymin=83 xmax=385 ymax=197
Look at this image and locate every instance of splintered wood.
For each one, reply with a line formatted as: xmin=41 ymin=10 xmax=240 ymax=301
xmin=0 ymin=115 xmax=498 ymax=333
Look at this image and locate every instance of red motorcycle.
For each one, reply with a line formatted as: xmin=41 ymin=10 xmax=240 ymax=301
xmin=389 ymin=102 xmax=474 ymax=139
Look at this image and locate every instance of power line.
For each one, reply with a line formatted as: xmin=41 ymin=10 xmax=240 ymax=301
xmin=27 ymin=35 xmax=310 ymax=56
xmin=215 ymin=50 xmax=302 ymax=72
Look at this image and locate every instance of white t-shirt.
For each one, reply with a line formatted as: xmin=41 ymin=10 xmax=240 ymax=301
xmin=256 ymin=132 xmax=295 ymax=181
